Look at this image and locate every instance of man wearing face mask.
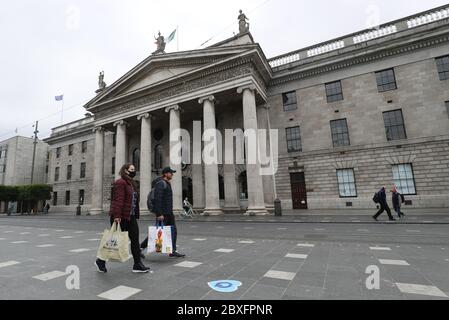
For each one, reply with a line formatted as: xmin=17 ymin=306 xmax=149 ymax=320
xmin=95 ymin=163 xmax=151 ymax=273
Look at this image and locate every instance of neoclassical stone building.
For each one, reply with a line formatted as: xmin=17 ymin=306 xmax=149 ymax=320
xmin=45 ymin=6 xmax=449 ymax=214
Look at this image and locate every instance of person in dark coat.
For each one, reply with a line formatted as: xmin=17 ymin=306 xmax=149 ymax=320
xmin=373 ymin=187 xmax=396 ymax=221
xmin=140 ymin=167 xmax=185 ymax=258
xmin=391 ymin=186 xmax=405 ymax=219
xmin=95 ymin=163 xmax=150 ymax=273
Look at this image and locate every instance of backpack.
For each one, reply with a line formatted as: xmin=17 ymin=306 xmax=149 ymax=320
xmin=372 ymin=192 xmax=380 ymax=204
xmin=147 ymin=180 xmax=167 ymax=213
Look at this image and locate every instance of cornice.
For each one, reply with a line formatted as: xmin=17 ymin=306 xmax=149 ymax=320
xmin=270 ymin=33 xmax=449 ymax=86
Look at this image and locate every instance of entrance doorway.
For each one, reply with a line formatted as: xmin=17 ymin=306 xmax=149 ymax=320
xmin=290 ymin=172 xmax=308 ymax=209
xmin=182 ymin=177 xmax=193 ymax=205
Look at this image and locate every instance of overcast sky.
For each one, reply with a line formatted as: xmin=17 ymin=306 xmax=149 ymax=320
xmin=0 ymin=0 xmax=447 ymax=141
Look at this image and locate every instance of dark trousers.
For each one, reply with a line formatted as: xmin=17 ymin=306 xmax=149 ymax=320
xmin=100 ymin=215 xmax=141 ymax=265
xmin=394 ymin=207 xmax=404 ymax=217
xmin=141 ymin=214 xmax=178 ymax=252
xmin=374 ymin=203 xmax=394 ymax=220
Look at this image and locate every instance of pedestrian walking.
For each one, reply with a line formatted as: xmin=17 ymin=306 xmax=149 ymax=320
xmin=95 ymin=163 xmax=150 ymax=273
xmin=141 ymin=167 xmax=185 ymax=258
xmin=373 ymin=187 xmax=396 ymax=221
xmin=44 ymin=202 xmax=50 ymax=214
xmin=391 ymin=186 xmax=405 ymax=219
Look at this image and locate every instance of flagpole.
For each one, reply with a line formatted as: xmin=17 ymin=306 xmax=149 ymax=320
xmin=61 ymin=99 xmax=64 ymax=125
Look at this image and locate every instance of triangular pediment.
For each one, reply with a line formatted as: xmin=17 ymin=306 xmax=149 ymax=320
xmin=123 ymin=65 xmax=199 ymax=93
xmin=84 ymin=43 xmax=264 ymax=110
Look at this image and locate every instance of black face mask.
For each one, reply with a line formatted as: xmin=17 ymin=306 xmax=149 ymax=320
xmin=128 ymin=171 xmax=136 ymax=178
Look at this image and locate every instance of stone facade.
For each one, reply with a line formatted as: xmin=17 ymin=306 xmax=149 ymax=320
xmin=0 ymin=136 xmax=49 ymax=213
xmin=43 ymin=5 xmax=449 ymax=213
xmin=0 ymin=136 xmax=48 ymax=186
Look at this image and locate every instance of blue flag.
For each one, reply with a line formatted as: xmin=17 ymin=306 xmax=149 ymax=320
xmin=55 ymin=95 xmax=64 ymax=101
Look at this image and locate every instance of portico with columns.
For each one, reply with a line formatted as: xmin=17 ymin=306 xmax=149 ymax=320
xmin=83 ymin=32 xmax=275 ymax=216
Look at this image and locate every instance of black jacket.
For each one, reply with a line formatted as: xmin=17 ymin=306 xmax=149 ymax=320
xmin=152 ymin=177 xmax=173 ymax=217
xmin=392 ymin=192 xmax=401 ymax=211
xmin=378 ymin=188 xmax=388 ymax=207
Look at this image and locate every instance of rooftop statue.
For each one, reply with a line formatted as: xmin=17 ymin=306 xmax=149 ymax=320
xmin=153 ymin=31 xmax=166 ymax=54
xmin=238 ymin=9 xmax=250 ymax=34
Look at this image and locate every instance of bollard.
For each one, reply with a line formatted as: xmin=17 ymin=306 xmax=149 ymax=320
xmin=274 ymin=199 xmax=282 ymax=216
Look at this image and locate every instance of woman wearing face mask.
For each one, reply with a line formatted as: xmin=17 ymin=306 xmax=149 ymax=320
xmin=95 ymin=163 xmax=151 ymax=273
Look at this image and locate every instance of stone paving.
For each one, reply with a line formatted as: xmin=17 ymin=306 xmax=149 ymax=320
xmin=0 ymin=215 xmax=449 ymax=300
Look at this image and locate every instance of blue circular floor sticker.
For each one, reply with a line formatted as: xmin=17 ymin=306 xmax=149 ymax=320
xmin=208 ymin=280 xmax=242 ymax=293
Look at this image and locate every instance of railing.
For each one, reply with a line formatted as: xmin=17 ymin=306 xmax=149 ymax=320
xmin=407 ymin=7 xmax=449 ymax=28
xmin=353 ymin=25 xmax=397 ymax=44
xmin=52 ymin=117 xmax=94 ymax=135
xmin=268 ymin=5 xmax=449 ymax=69
xmin=307 ymin=40 xmax=345 ymax=57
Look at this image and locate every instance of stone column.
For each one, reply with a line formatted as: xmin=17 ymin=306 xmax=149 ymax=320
xmin=199 ymin=95 xmax=223 ymax=216
xmin=165 ymin=105 xmax=183 ymax=214
xmin=90 ymin=126 xmax=104 ymax=215
xmin=260 ymin=105 xmax=275 ymax=210
xmin=192 ymin=120 xmax=205 ymax=209
xmin=237 ymin=85 xmax=269 ymax=215
xmin=113 ymin=120 xmax=128 ymax=180
xmin=138 ymin=113 xmax=152 ymax=215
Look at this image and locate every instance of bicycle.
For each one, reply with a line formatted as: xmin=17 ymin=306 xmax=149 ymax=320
xmin=180 ymin=198 xmax=197 ymax=219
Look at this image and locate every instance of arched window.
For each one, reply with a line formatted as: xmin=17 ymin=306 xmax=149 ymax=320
xmin=132 ymin=148 xmax=140 ymax=171
xmin=154 ymin=144 xmax=163 ymax=170
xmin=218 ymin=175 xmax=225 ymax=200
xmin=238 ymin=171 xmax=248 ymax=200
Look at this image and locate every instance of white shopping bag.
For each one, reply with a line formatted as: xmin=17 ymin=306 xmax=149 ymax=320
xmin=147 ymin=222 xmax=173 ymax=254
xmin=96 ymin=222 xmax=131 ymax=262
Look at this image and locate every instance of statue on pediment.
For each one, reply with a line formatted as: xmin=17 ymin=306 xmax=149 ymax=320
xmin=153 ymin=31 xmax=166 ymax=54
xmin=238 ymin=10 xmax=250 ymax=34
xmin=98 ymin=71 xmax=106 ymax=89
xmin=96 ymin=71 xmax=106 ymax=93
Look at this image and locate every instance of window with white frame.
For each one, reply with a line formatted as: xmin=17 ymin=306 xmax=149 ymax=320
xmin=336 ymin=169 xmax=357 ymax=197
xmin=392 ymin=164 xmax=416 ymax=195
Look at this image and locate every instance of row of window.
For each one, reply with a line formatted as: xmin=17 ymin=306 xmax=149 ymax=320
xmin=336 ymin=164 xmax=416 ymax=198
xmin=0 ymin=164 xmax=6 ymax=173
xmin=282 ymin=56 xmax=449 ymax=111
xmin=285 ymin=109 xmax=410 ymax=152
xmin=54 ymin=163 xmax=86 ymax=181
xmin=0 ymin=147 xmax=7 ymax=159
xmin=52 ymin=190 xmax=84 ymax=206
xmin=55 ymin=141 xmax=88 ymax=159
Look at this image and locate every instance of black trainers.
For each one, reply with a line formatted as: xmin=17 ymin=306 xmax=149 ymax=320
xmin=372 ymin=216 xmax=378 ymax=221
xmin=389 ymin=218 xmax=397 ymax=221
xmin=133 ymin=262 xmax=150 ymax=273
xmin=95 ymin=259 xmax=107 ymax=273
xmin=169 ymin=251 xmax=186 ymax=258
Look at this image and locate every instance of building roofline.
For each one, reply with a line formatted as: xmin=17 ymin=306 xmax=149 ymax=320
xmin=268 ymin=4 xmax=449 ymax=65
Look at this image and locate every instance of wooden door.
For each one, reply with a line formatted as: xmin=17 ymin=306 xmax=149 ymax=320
xmin=290 ymin=172 xmax=308 ymax=209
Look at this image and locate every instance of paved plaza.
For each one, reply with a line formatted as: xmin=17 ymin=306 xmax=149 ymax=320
xmin=0 ymin=214 xmax=449 ymax=300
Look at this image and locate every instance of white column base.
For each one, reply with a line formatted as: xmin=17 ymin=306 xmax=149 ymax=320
xmin=140 ymin=210 xmax=151 ymax=216
xmin=89 ymin=209 xmax=104 ymax=215
xmin=202 ymin=209 xmax=224 ymax=216
xmin=244 ymin=208 xmax=270 ymax=216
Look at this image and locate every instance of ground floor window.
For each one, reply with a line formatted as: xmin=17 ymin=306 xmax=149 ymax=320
xmin=392 ymin=164 xmax=416 ymax=195
xmin=65 ymin=191 xmax=70 ymax=206
xmin=53 ymin=192 xmax=57 ymax=206
xmin=79 ymin=190 xmax=85 ymax=205
xmin=336 ymin=169 xmax=357 ymax=197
